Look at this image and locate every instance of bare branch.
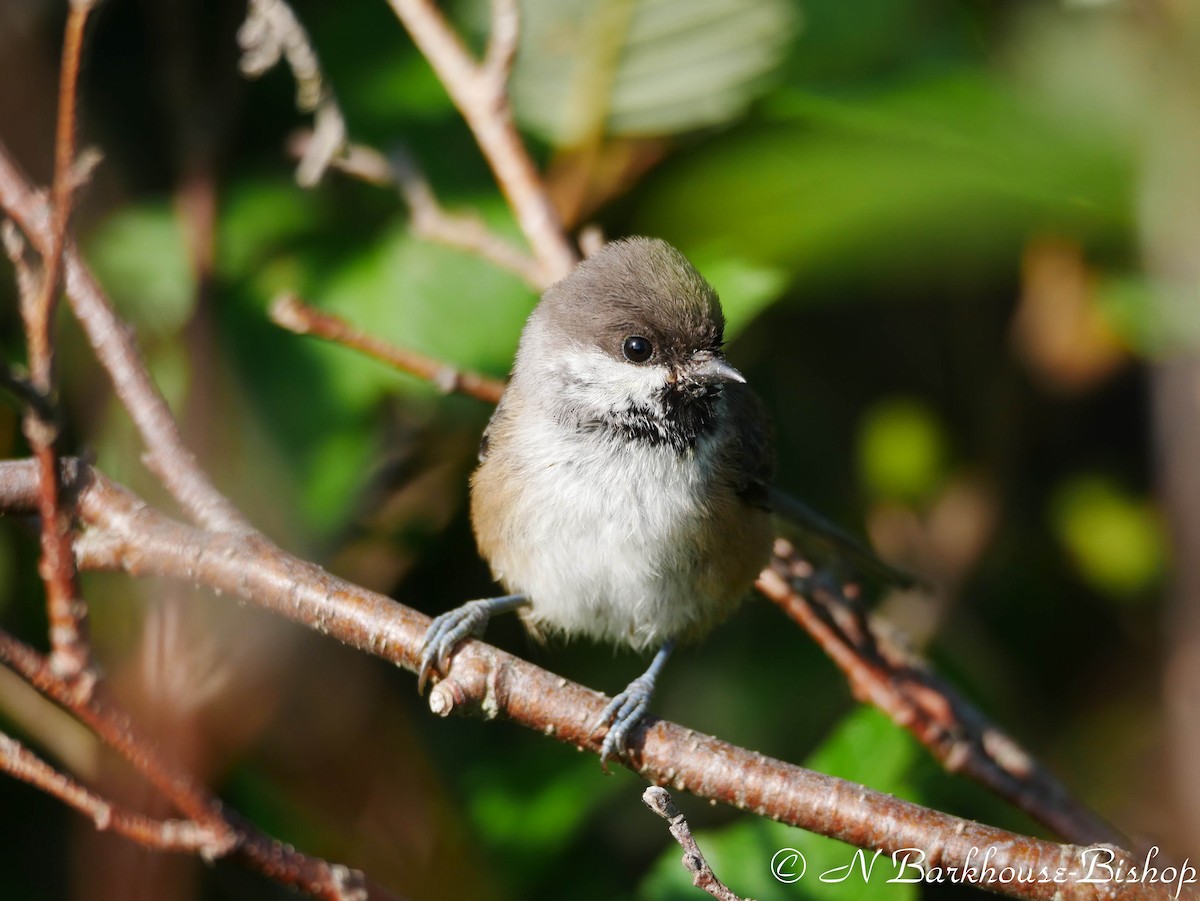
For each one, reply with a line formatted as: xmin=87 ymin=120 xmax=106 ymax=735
xmin=0 ymin=459 xmax=1176 ymax=900
xmin=0 ymin=142 xmax=250 ymax=533
xmin=18 ymin=0 xmax=100 ymax=679
xmin=0 ymin=622 xmax=398 ymax=901
xmin=284 ymin=132 xmax=546 ymax=289
xmin=642 ymin=787 xmax=744 ymax=901
xmin=385 ymin=0 xmax=578 ymax=283
xmin=0 ymin=730 xmax=221 ymax=852
xmin=238 ymin=0 xmax=347 ymax=187
xmin=390 ymin=148 xmax=548 ymax=289
xmin=269 ymin=294 xmax=506 ymax=403
xmin=757 ymin=540 xmax=1132 ymax=849
xmin=481 ymin=0 xmax=519 ymax=85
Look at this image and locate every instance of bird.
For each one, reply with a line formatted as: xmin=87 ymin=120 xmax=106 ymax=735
xmin=416 ymin=236 xmax=896 ymax=766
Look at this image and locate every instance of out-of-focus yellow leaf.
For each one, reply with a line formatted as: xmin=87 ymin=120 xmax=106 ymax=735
xmin=857 ymin=397 xmax=948 ymax=503
xmin=1051 ymin=475 xmax=1165 ymax=600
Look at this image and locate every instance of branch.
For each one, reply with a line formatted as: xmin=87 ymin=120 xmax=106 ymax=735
xmin=390 ymin=147 xmax=548 ymax=289
xmin=385 ymin=0 xmax=578 ymax=284
xmin=642 ymin=787 xmax=743 ymax=901
xmin=269 ymin=295 xmax=505 ymax=403
xmin=238 ymin=0 xmax=347 ymax=187
xmin=18 ymin=0 xmax=98 ymax=679
xmin=285 ymin=133 xmax=547 ymax=289
xmin=0 ymin=459 xmax=1178 ymax=900
xmin=0 ymin=142 xmax=250 ymax=534
xmin=0 ymin=730 xmax=220 ymax=852
xmin=757 ymin=542 xmax=1131 ymax=850
xmin=0 ymin=618 xmax=398 ymax=901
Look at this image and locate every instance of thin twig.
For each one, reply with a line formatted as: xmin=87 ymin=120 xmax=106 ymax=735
xmin=0 ymin=730 xmax=219 ymax=852
xmin=0 ymin=459 xmax=1176 ymax=901
xmin=20 ymin=0 xmax=99 ymax=679
xmin=642 ymin=787 xmax=744 ymax=901
xmin=283 ymin=132 xmax=546 ymax=289
xmin=0 ymin=628 xmax=235 ymax=852
xmin=238 ymin=0 xmax=347 ymax=187
xmin=385 ymin=0 xmax=578 ymax=283
xmin=0 ymin=623 xmax=395 ymax=901
xmin=0 ymin=142 xmax=251 ymax=534
xmin=269 ymin=294 xmax=506 ymax=403
xmin=391 ymin=148 xmax=548 ymax=289
xmin=757 ymin=540 xmax=1132 ymax=850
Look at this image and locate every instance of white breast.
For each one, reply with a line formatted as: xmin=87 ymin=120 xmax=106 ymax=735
xmin=477 ymin=348 xmax=737 ymax=650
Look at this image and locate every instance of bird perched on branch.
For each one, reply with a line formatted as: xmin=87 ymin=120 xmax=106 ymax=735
xmin=417 ymin=236 xmax=902 ymax=766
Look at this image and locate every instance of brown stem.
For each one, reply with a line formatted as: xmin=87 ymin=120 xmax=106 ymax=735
xmin=0 ymin=624 xmax=399 ymax=901
xmin=384 ymin=0 xmax=578 ymax=283
xmin=642 ymin=787 xmax=743 ymax=901
xmin=757 ymin=542 xmax=1131 ymax=850
xmin=0 ymin=730 xmax=221 ymax=852
xmin=269 ymin=294 xmax=507 ymax=403
xmin=18 ymin=0 xmax=98 ymax=680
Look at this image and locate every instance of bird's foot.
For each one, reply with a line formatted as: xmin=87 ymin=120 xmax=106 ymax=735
xmin=417 ymin=594 xmax=526 ymax=693
xmin=593 ymin=640 xmax=674 ymax=771
xmin=594 ymin=674 xmax=657 ymax=770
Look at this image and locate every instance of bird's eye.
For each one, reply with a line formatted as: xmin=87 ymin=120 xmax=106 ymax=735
xmin=622 ymin=335 xmax=653 ymax=363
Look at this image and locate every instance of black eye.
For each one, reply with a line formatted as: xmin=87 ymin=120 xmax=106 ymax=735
xmin=622 ymin=335 xmax=653 ymax=363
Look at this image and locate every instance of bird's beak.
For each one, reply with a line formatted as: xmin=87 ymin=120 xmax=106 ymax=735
xmin=688 ymin=353 xmax=746 ymax=385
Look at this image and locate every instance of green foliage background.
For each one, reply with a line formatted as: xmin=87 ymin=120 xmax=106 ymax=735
xmin=0 ymin=0 xmax=1191 ymax=898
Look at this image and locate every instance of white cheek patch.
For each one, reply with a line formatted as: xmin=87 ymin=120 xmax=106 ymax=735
xmin=557 ymin=345 xmax=669 ymax=417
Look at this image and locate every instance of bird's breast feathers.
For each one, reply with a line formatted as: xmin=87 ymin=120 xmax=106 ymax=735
xmin=471 ymin=385 xmax=770 ymax=649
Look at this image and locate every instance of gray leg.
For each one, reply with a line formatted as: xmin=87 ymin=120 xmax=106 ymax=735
xmin=595 ymin=640 xmax=675 ymax=768
xmin=417 ymin=594 xmax=527 ymax=693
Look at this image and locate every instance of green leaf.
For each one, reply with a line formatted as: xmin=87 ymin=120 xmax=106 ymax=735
xmin=636 ymin=72 xmax=1132 ymax=288
xmin=1050 ymin=474 xmax=1165 ymax=600
xmin=86 ymin=205 xmax=196 ymax=339
xmin=684 ymin=248 xmax=789 ymax=337
xmin=640 ymin=707 xmax=923 ymax=900
xmin=318 ymin=221 xmax=535 ymax=386
xmin=512 ymin=0 xmax=798 ymax=144
xmin=856 ymin=397 xmax=948 ymax=503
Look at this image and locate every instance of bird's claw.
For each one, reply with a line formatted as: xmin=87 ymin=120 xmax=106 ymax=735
xmin=593 ymin=674 xmax=655 ymax=771
xmin=417 ymin=600 xmax=493 ymax=694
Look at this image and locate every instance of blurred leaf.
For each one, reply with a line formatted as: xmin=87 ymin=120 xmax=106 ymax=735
xmin=782 ymin=0 xmax=980 ymax=84
xmin=86 ymin=205 xmax=196 ymax=338
xmin=857 ymin=397 xmax=947 ymax=503
xmin=467 ymin=764 xmax=615 ymax=866
xmin=218 ymin=181 xmax=327 ymax=282
xmin=319 ymin=219 xmax=534 ymax=382
xmin=1012 ymin=238 xmax=1127 ymax=394
xmin=218 ymin=215 xmax=533 ymax=530
xmin=512 ymin=0 xmax=797 ymax=144
xmin=640 ymin=707 xmax=923 ymax=900
xmin=1095 ymin=273 xmax=1200 ymax=359
xmin=1050 ymin=474 xmax=1165 ymax=600
xmin=685 ymin=248 xmax=789 ymax=338
xmin=637 ymin=72 xmax=1132 ymax=288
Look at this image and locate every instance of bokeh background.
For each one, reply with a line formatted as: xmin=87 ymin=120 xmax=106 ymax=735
xmin=1 ymin=0 xmax=1197 ymax=898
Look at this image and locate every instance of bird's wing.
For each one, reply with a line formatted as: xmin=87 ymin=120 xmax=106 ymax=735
xmin=725 ymin=383 xmax=774 ymax=512
xmin=767 ymin=486 xmax=918 ymax=589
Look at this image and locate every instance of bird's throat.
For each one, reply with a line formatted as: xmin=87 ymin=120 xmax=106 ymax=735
xmin=578 ymin=390 xmax=719 ymax=454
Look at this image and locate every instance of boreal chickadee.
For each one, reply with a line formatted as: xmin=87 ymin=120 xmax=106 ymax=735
xmin=418 ymin=236 xmax=774 ymax=764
